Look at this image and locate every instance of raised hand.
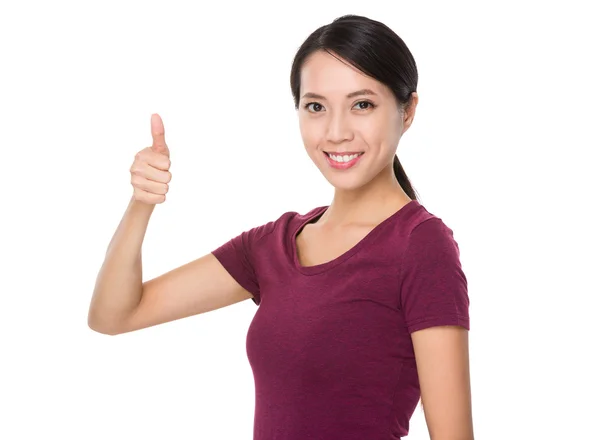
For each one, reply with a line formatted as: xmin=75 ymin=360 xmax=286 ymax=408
xmin=130 ymin=114 xmax=172 ymax=204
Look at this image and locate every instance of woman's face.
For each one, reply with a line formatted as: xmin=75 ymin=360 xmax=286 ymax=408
xmin=298 ymin=50 xmax=417 ymax=192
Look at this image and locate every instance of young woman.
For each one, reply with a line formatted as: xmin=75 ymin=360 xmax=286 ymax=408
xmin=89 ymin=14 xmax=473 ymax=440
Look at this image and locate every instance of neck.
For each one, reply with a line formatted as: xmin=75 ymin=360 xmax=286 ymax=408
xmin=320 ymin=167 xmax=412 ymax=229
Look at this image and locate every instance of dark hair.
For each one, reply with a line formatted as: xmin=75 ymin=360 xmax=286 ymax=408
xmin=290 ymin=14 xmax=420 ymax=201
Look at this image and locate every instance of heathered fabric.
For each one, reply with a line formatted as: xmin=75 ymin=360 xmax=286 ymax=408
xmin=211 ymin=200 xmax=470 ymax=439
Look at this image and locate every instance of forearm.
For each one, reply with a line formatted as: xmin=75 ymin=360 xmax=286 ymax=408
xmin=88 ymin=196 xmax=155 ymax=333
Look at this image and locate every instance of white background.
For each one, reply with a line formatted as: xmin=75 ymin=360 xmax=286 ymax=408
xmin=1 ymin=0 xmax=598 ymax=439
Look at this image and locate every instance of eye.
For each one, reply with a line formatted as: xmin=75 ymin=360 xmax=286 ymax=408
xmin=353 ymin=100 xmax=375 ymax=110
xmin=304 ymin=102 xmax=324 ymax=113
xmin=303 ymin=100 xmax=376 ymax=113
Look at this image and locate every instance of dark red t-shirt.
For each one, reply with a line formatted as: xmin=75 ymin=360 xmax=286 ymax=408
xmin=211 ymin=200 xmax=470 ymax=439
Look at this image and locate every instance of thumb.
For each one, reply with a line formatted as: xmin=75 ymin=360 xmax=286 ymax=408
xmin=150 ymin=113 xmax=170 ymax=157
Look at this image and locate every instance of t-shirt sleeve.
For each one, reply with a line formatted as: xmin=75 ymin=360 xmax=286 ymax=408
xmin=398 ymin=218 xmax=470 ymax=333
xmin=211 ymin=224 xmax=269 ymax=306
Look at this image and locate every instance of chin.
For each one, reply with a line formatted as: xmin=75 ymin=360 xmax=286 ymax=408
xmin=312 ymin=151 xmax=381 ymax=191
xmin=323 ymin=175 xmax=369 ymax=192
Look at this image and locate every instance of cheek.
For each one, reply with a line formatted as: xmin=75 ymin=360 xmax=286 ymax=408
xmin=299 ymin=120 xmax=320 ymax=148
xmin=359 ymin=126 xmax=387 ymax=148
xmin=362 ymin=118 xmax=400 ymax=149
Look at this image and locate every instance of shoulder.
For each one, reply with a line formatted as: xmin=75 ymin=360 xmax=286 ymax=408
xmin=405 ymin=217 xmax=462 ymax=264
xmin=388 ymin=200 xmax=462 ymax=259
xmin=397 ymin=203 xmax=465 ymax=282
xmin=409 ymin=216 xmax=459 ymax=250
xmin=395 ymin=203 xmax=470 ymax=332
xmin=248 ymin=205 xmax=328 ymax=248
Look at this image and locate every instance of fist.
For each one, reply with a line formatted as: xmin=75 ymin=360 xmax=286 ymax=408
xmin=130 ymin=113 xmax=172 ymax=205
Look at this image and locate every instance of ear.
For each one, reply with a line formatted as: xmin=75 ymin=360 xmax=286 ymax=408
xmin=402 ymin=92 xmax=419 ymax=133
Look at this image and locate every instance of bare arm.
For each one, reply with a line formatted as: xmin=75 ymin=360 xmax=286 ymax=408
xmin=88 ymin=113 xmax=254 ymax=335
xmin=88 ymin=195 xmax=254 ymax=335
xmin=87 ymin=195 xmax=153 ymax=333
xmin=411 ymin=325 xmax=474 ymax=440
xmin=115 ymin=252 xmax=253 ymax=335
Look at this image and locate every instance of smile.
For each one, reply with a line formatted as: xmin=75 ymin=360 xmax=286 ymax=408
xmin=324 ymin=151 xmax=365 ymax=170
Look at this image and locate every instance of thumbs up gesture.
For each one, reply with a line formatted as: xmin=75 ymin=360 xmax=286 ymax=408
xmin=130 ymin=114 xmax=172 ymax=205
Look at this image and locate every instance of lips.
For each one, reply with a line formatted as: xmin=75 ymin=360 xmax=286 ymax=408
xmin=324 ymin=151 xmax=364 ymax=156
xmin=323 ymin=151 xmax=365 ymax=169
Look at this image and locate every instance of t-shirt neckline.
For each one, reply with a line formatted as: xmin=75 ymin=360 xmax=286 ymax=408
xmin=291 ymin=199 xmax=420 ymax=276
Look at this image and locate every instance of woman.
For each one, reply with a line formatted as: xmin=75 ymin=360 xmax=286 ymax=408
xmin=88 ymin=14 xmax=473 ymax=440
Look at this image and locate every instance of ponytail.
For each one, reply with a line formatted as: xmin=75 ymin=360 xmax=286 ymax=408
xmin=393 ymin=154 xmax=419 ymax=201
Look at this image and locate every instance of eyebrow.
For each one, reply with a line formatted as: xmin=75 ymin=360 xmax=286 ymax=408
xmin=300 ymin=88 xmax=377 ymax=100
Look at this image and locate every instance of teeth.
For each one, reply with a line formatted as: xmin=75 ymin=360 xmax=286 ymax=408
xmin=327 ymin=152 xmax=361 ymax=163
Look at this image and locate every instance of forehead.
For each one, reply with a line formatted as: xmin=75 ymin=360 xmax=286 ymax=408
xmin=300 ymin=50 xmax=385 ymax=97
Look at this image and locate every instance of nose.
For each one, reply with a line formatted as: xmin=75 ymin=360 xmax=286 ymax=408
xmin=325 ymin=112 xmax=354 ymax=144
